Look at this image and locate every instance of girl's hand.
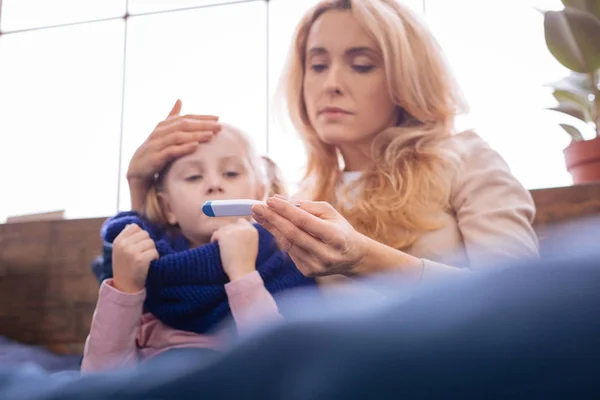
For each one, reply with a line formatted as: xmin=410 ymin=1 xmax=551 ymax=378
xmin=251 ymin=197 xmax=372 ymax=277
xmin=126 ymin=99 xmax=221 ymax=211
xmin=112 ymin=224 xmax=159 ymax=293
xmin=211 ymin=219 xmax=259 ymax=281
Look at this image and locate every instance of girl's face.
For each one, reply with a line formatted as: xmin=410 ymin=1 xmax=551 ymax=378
xmin=159 ymin=128 xmax=264 ymax=247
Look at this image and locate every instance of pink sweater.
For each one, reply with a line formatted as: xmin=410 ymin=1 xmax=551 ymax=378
xmin=81 ymin=271 xmax=281 ymax=373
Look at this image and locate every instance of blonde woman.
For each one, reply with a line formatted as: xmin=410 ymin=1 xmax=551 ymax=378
xmin=250 ymin=0 xmax=539 ymax=281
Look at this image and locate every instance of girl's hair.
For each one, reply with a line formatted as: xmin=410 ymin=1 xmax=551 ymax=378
xmin=278 ymin=0 xmax=468 ymax=251
xmin=261 ymin=155 xmax=289 ymax=198
xmin=142 ymin=123 xmax=275 ymax=228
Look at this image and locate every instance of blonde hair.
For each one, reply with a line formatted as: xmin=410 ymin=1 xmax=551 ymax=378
xmin=261 ymin=155 xmax=289 ymax=198
xmin=142 ymin=123 xmax=272 ymax=229
xmin=280 ymin=0 xmax=468 ymax=250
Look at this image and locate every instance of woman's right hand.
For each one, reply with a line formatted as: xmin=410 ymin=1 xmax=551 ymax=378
xmin=112 ymin=224 xmax=159 ymax=294
xmin=127 ymin=99 xmax=221 ymax=211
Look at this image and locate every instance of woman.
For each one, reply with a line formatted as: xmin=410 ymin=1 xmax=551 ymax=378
xmin=250 ymin=0 xmax=539 ymax=282
xmin=128 ymin=0 xmax=538 ymax=284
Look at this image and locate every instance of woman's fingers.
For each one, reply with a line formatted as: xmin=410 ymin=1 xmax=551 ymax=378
xmin=157 ymin=129 xmax=215 ymax=150
xmin=167 ymin=99 xmax=182 ymax=118
xmin=253 ymin=202 xmax=336 ymax=259
xmin=165 ymin=99 xmax=219 ymax=122
xmin=295 ymin=200 xmax=339 ymax=220
xmin=156 ymin=117 xmax=221 ymax=137
xmin=256 ymin=217 xmax=321 ymax=276
xmin=261 ymin=197 xmax=342 ymax=249
xmin=253 ymin=199 xmax=358 ymax=277
xmin=145 ymin=125 xmax=217 ymax=174
xmin=252 ymin=212 xmax=291 ymax=249
xmin=181 ymin=114 xmax=219 ymax=121
xmin=155 ymin=142 xmax=199 ymax=167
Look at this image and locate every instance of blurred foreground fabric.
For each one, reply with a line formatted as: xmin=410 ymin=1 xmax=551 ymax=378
xmin=0 ymin=217 xmax=599 ymax=399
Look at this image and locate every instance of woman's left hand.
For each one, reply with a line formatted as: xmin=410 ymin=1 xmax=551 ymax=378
xmin=251 ymin=196 xmax=371 ymax=277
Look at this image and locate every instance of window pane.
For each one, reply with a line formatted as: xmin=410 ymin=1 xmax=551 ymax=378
xmin=268 ymin=0 xmax=425 ymax=191
xmin=0 ymin=0 xmax=126 ymax=32
xmin=268 ymin=0 xmax=319 ymax=189
xmin=119 ymin=2 xmax=267 ymax=210
xmin=128 ymin=0 xmax=237 ymax=15
xmin=0 ymin=20 xmax=125 ymax=222
xmin=425 ymin=0 xmax=573 ymax=189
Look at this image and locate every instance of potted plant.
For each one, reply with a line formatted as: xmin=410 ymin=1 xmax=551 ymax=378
xmin=543 ymin=0 xmax=600 ymax=183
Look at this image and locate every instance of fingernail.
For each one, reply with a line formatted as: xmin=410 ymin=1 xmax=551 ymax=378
xmin=274 ymin=194 xmax=288 ymax=200
xmin=266 ymin=198 xmax=277 ymax=207
xmin=253 ymin=205 xmax=264 ymax=216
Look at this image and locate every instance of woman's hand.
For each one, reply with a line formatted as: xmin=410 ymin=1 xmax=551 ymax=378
xmin=127 ymin=99 xmax=221 ymax=212
xmin=211 ymin=219 xmax=259 ymax=281
xmin=251 ymin=197 xmax=372 ymax=277
xmin=252 ymin=196 xmax=423 ymax=278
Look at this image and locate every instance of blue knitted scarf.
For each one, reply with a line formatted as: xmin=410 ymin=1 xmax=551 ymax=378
xmin=101 ymin=211 xmax=316 ymax=334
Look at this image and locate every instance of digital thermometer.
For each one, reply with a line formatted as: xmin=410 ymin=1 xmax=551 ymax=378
xmin=202 ymin=199 xmax=264 ymax=217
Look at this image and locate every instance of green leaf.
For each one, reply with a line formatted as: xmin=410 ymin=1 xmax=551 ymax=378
xmin=552 ymin=89 xmax=593 ymax=120
xmin=560 ymin=123 xmax=585 ymax=141
xmin=544 ymin=8 xmax=600 ymax=73
xmin=562 ymin=0 xmax=600 ymax=20
xmin=550 ymin=103 xmax=588 ymax=121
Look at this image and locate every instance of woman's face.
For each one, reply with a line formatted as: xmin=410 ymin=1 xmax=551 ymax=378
xmin=302 ymin=10 xmax=398 ymax=148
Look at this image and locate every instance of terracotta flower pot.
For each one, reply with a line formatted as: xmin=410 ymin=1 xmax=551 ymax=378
xmin=563 ymin=136 xmax=600 ymax=184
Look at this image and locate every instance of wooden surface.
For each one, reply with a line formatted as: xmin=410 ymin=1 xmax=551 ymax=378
xmin=530 ymin=182 xmax=600 ymax=256
xmin=0 ymin=182 xmax=599 ymax=355
xmin=0 ymin=217 xmax=105 ymax=355
xmin=530 ymin=182 xmax=600 ymax=227
xmin=5 ymin=210 xmax=65 ymax=224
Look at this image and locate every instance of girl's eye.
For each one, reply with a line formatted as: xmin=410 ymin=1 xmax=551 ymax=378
xmin=353 ymin=65 xmax=374 ymax=73
xmin=310 ymin=64 xmax=327 ymax=72
xmin=186 ymin=175 xmax=202 ymax=182
xmin=224 ymin=171 xmax=240 ymax=178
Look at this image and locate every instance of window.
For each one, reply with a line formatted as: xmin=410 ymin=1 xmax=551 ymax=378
xmin=0 ymin=20 xmax=125 ymax=222
xmin=425 ymin=0 xmax=573 ymax=189
xmin=0 ymin=0 xmax=125 ymax=32
xmin=118 ymin=1 xmax=267 ymax=210
xmin=0 ymin=0 xmax=574 ymax=222
xmin=128 ymin=0 xmax=237 ymax=15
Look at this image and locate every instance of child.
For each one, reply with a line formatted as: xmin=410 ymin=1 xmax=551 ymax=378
xmin=81 ymin=123 xmax=315 ymax=373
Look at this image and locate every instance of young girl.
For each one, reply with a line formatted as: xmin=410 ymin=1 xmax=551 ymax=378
xmin=81 ymin=123 xmax=314 ymax=373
